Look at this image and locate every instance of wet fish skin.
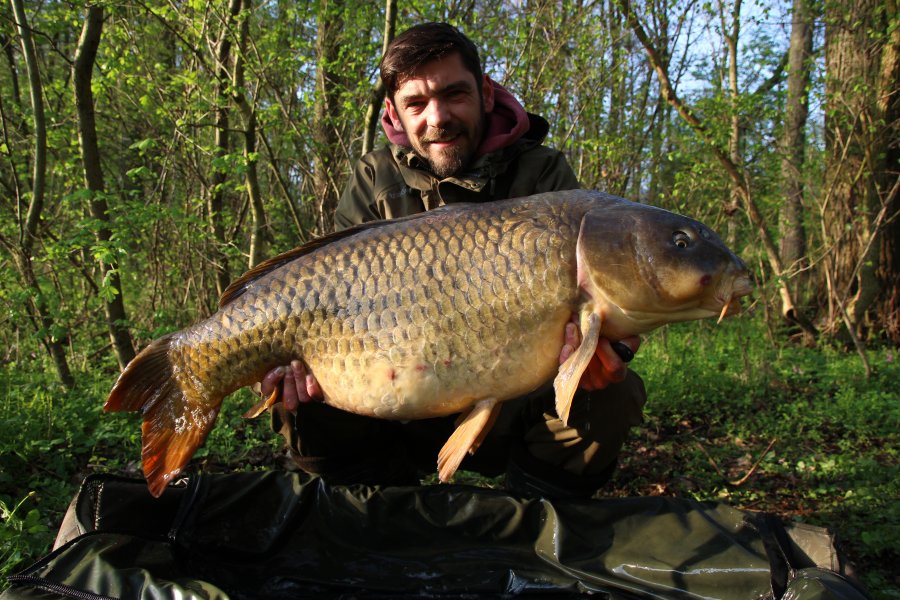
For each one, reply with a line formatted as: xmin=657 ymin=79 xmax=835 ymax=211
xmin=105 ymin=190 xmax=751 ymax=497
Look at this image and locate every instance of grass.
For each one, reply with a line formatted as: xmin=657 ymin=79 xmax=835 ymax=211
xmin=1 ymin=316 xmax=897 ymax=596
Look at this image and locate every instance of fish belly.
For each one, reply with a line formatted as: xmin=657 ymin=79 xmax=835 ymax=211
xmin=310 ymin=303 xmax=573 ymax=419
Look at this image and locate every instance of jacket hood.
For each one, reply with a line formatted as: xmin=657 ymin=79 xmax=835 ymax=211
xmin=381 ymin=79 xmax=532 ymax=158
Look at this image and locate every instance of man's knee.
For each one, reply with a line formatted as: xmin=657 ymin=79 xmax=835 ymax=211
xmin=515 ymin=371 xmax=647 ymax=494
xmin=578 ymin=371 xmax=647 ymax=447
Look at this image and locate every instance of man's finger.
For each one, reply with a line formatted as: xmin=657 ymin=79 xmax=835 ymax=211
xmin=580 ymin=355 xmax=607 ymax=390
xmin=305 ymin=374 xmax=322 ymax=401
xmin=282 ymin=366 xmax=299 ymax=411
xmin=289 ymin=360 xmax=324 ymax=404
xmin=594 ymin=338 xmax=628 ymax=383
xmin=260 ymin=366 xmax=285 ymax=397
xmin=558 ymin=322 xmax=579 ymax=364
xmin=289 ymin=360 xmax=313 ymax=404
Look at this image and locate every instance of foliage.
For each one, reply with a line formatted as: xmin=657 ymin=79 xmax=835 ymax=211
xmin=0 ymin=494 xmax=48 ymax=583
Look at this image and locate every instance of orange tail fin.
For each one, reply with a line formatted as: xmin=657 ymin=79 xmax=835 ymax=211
xmin=104 ymin=333 xmax=219 ymax=497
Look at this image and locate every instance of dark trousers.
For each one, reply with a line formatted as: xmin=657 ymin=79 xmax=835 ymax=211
xmin=272 ymin=371 xmax=646 ymax=497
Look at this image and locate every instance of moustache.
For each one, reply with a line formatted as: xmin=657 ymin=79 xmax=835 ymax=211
xmin=421 ymin=127 xmax=464 ymax=144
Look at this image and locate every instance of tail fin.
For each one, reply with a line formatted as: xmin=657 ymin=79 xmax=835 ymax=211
xmin=105 ymin=333 xmax=219 ymax=497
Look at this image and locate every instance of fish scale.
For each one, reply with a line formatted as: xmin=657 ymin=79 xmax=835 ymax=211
xmin=105 ymin=190 xmax=752 ymax=496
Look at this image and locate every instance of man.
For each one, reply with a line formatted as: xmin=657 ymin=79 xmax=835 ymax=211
xmin=262 ymin=22 xmax=646 ymax=498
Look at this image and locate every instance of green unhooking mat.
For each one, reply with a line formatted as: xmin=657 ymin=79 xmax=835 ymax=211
xmin=3 ymin=471 xmax=868 ymax=599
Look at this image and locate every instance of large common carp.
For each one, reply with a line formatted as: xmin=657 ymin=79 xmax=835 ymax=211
xmin=106 ymin=190 xmax=752 ymax=497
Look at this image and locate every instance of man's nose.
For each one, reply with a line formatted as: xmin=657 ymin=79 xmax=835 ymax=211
xmin=425 ymin=100 xmax=451 ymax=128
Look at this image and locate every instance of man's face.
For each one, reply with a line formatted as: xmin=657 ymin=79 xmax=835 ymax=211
xmin=386 ymin=53 xmax=494 ymax=178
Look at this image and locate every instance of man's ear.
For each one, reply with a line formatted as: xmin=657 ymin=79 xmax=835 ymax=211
xmin=385 ymin=98 xmax=404 ymax=131
xmin=482 ymin=75 xmax=495 ymax=112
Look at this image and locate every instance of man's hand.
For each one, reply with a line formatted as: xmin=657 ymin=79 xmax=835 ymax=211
xmin=259 ymin=360 xmax=322 ymax=412
xmin=558 ymin=319 xmax=640 ymax=391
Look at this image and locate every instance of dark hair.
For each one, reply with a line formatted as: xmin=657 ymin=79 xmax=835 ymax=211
xmin=380 ymin=23 xmax=483 ymax=99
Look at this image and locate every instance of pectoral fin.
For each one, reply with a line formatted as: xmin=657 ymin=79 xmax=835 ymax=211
xmin=438 ymin=398 xmax=501 ymax=482
xmin=553 ymin=312 xmax=601 ymax=426
xmin=242 ymin=387 xmax=281 ymax=419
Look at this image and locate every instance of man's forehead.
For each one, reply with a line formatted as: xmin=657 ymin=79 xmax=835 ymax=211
xmin=394 ymin=54 xmax=478 ymax=97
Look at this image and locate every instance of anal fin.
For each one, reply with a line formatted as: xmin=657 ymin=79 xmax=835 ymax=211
xmin=553 ymin=312 xmax=601 ymax=426
xmin=437 ymin=398 xmax=501 ymax=482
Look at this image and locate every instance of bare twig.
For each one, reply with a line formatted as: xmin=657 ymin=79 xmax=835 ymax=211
xmin=695 ymin=440 xmax=728 ymax=481
xmin=696 ymin=437 xmax=778 ymax=488
xmin=729 ymin=438 xmax=777 ymax=487
xmin=825 ymin=267 xmax=872 ymax=378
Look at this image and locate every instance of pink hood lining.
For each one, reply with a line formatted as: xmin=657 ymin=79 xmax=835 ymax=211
xmin=380 ymin=79 xmax=531 ymax=159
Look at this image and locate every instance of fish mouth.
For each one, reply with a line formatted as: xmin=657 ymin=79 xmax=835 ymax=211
xmin=715 ymin=274 xmax=754 ymax=323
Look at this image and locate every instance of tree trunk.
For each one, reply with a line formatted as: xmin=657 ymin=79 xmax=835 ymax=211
xmin=874 ymin=2 xmax=900 ymax=343
xmin=722 ymin=0 xmax=743 ymax=246
xmin=312 ymin=0 xmax=344 ymax=234
xmin=73 ymin=5 xmax=136 ymax=369
xmin=604 ymin=6 xmax=622 ymax=192
xmin=779 ymin=0 xmax=814 ymax=311
xmin=232 ymin=0 xmax=267 ymax=269
xmin=7 ymin=0 xmax=74 ymax=387
xmin=646 ymin=0 xmax=673 ymax=206
xmin=361 ymin=0 xmax=397 ymax=157
xmin=207 ymin=0 xmax=243 ymax=299
xmin=822 ymin=0 xmax=898 ymax=340
xmin=8 ymin=248 xmax=75 ymax=387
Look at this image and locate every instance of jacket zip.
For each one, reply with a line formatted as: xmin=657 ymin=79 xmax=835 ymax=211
xmin=6 ymin=574 xmax=119 ymax=600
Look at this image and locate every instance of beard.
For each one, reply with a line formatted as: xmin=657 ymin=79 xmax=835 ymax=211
xmin=415 ymin=130 xmax=467 ymax=178
xmin=411 ymin=111 xmax=486 ymax=179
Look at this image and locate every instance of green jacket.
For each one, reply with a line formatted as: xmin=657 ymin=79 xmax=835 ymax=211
xmin=334 ymin=114 xmax=580 ymax=230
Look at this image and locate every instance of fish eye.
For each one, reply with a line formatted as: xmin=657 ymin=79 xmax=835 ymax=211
xmin=673 ymin=231 xmax=691 ymax=248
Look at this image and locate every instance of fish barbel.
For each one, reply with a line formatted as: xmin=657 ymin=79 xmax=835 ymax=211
xmin=105 ymin=190 xmax=752 ymax=496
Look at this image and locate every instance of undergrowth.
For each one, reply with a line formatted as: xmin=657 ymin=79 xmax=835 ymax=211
xmin=0 ymin=316 xmax=897 ymax=596
xmin=612 ymin=317 xmax=899 ymax=598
